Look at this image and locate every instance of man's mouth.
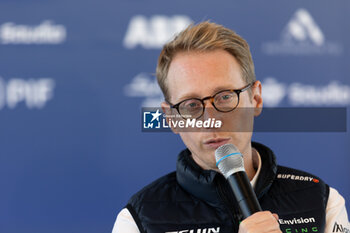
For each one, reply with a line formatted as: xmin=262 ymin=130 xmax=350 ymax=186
xmin=203 ymin=138 xmax=231 ymax=149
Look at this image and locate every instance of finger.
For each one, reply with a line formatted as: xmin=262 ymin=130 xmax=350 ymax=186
xmin=246 ymin=211 xmax=275 ymax=224
xmin=240 ymin=211 xmax=280 ymax=232
xmin=253 ymin=219 xmax=281 ymax=232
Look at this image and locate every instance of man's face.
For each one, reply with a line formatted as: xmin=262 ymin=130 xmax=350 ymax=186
xmin=162 ymin=50 xmax=262 ymax=170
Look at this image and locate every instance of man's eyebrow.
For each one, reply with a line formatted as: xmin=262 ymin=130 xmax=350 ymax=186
xmin=212 ymin=86 xmax=235 ymax=93
xmin=175 ymin=93 xmax=201 ymax=103
xmin=175 ymin=86 xmax=235 ymax=103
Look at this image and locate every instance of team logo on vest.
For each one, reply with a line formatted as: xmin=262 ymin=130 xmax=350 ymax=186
xmin=279 ymin=217 xmax=319 ymax=232
xmin=279 ymin=217 xmax=316 ymax=225
xmin=165 ymin=227 xmax=220 ymax=233
xmin=333 ymin=222 xmax=350 ymax=233
xmin=277 ymin=173 xmax=319 ymax=183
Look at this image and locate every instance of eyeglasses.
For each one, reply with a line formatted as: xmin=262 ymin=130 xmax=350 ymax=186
xmin=167 ymin=82 xmax=254 ymax=119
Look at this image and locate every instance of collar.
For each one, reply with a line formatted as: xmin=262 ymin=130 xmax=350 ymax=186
xmin=176 ymin=141 xmax=277 ymax=205
xmin=250 ymin=148 xmax=262 ymax=189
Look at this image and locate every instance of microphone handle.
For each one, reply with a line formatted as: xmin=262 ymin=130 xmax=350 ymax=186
xmin=227 ymin=171 xmax=262 ymax=219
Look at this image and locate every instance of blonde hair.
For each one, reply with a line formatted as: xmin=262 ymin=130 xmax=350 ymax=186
xmin=156 ymin=21 xmax=256 ymax=101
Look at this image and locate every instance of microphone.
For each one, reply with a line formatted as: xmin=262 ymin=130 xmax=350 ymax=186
xmin=215 ymin=144 xmax=262 ymax=219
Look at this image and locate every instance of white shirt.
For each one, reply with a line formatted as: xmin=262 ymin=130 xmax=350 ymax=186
xmin=112 ymin=152 xmax=349 ymax=233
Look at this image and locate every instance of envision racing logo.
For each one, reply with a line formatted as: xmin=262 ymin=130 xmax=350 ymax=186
xmin=279 ymin=217 xmax=319 ymax=233
xmin=279 ymin=217 xmax=315 ymax=225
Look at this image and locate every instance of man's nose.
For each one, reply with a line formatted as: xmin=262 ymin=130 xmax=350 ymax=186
xmin=202 ymin=99 xmax=217 ymax=120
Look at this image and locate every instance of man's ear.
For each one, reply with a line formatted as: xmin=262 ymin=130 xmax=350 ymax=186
xmin=251 ymin=80 xmax=263 ymax=117
xmin=161 ymin=101 xmax=179 ymax=134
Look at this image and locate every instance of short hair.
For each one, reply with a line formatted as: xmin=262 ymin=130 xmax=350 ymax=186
xmin=156 ymin=21 xmax=256 ymax=101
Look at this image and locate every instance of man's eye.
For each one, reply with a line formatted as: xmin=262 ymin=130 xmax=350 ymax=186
xmin=187 ymin=102 xmax=200 ymax=108
xmin=182 ymin=100 xmax=201 ymax=109
xmin=220 ymin=94 xmax=233 ymax=101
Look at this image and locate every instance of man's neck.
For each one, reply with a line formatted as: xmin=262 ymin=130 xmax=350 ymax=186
xmin=241 ymin=145 xmax=257 ymax=181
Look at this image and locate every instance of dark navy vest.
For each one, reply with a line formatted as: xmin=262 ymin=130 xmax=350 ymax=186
xmin=126 ymin=142 xmax=329 ymax=233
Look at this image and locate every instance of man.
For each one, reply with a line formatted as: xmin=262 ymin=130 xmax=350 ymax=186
xmin=113 ymin=22 xmax=349 ymax=233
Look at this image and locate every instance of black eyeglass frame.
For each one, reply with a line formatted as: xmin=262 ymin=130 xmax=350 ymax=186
xmin=166 ymin=82 xmax=255 ymax=119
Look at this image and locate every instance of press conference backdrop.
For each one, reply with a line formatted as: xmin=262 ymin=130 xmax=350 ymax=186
xmin=0 ymin=1 xmax=349 ymax=232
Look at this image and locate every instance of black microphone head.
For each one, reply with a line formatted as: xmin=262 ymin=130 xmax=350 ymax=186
xmin=215 ymin=144 xmax=245 ymax=178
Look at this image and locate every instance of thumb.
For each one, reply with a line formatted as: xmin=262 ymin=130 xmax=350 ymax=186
xmin=273 ymin=213 xmax=279 ymax=222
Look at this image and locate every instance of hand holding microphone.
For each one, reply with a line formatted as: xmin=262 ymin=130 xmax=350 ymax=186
xmin=215 ymin=144 xmax=281 ymax=233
